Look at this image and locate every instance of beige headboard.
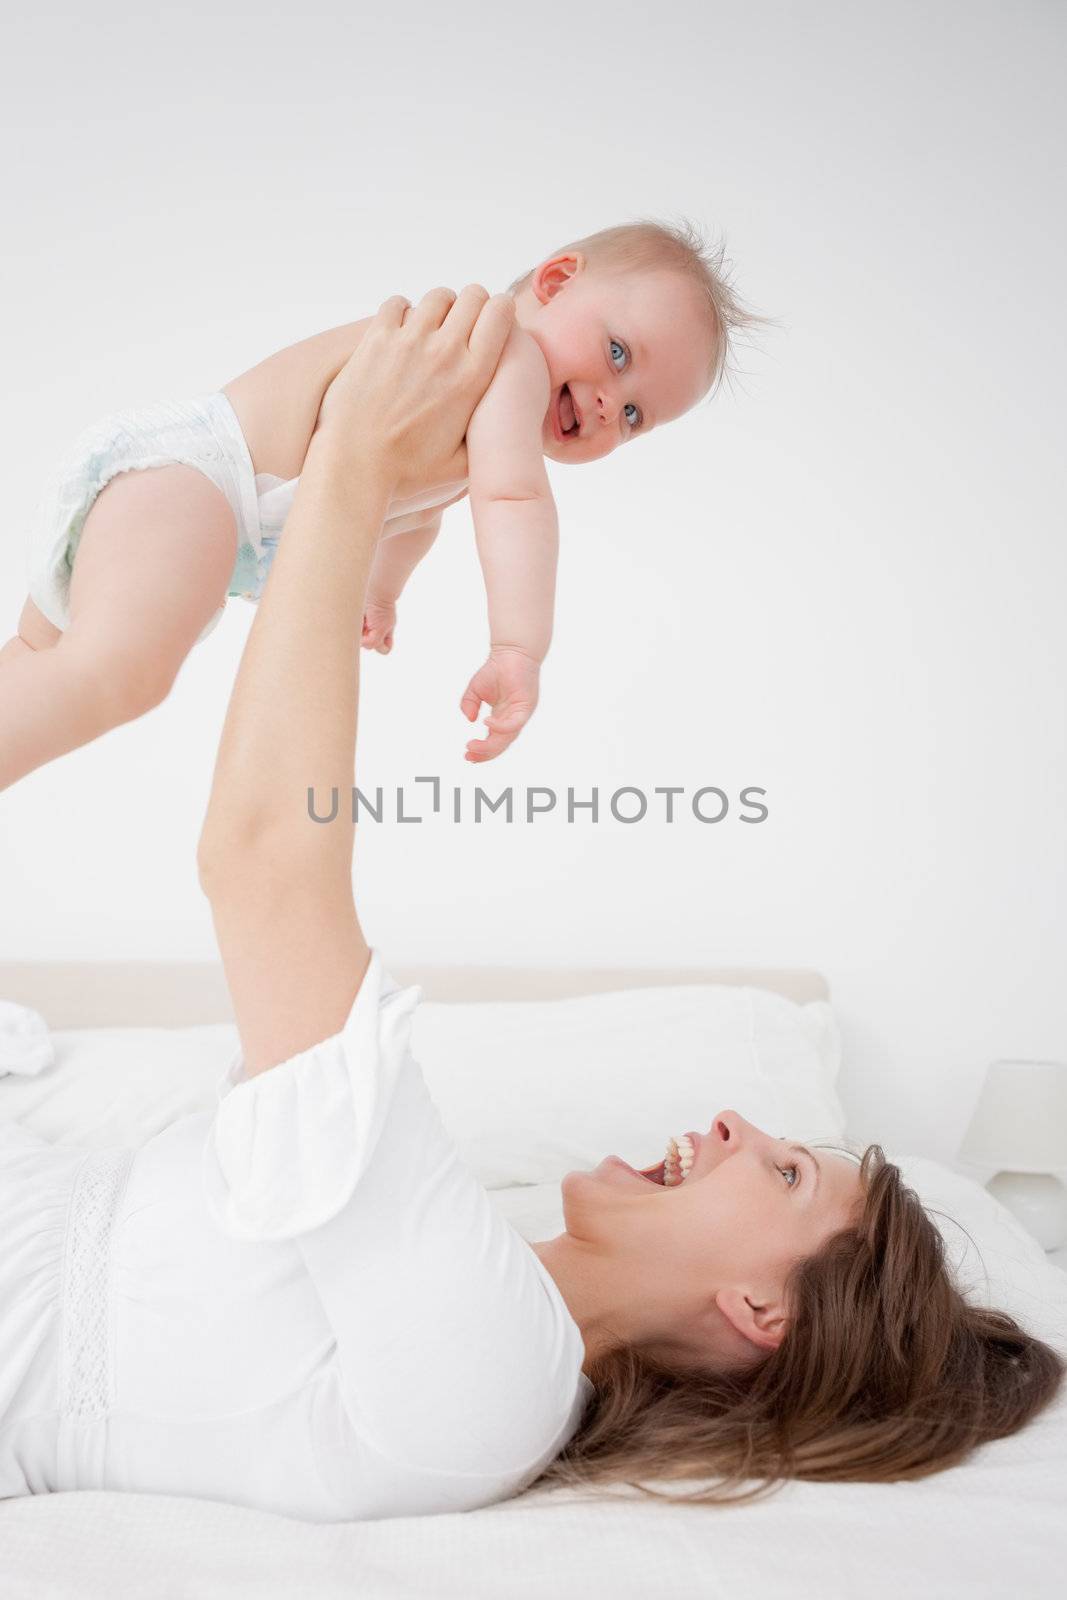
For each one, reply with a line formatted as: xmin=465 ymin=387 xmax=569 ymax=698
xmin=0 ymin=961 xmax=829 ymax=1028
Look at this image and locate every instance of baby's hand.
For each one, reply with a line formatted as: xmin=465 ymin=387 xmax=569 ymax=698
xmin=460 ymin=647 xmax=540 ymax=762
xmin=362 ymin=599 xmax=396 ymax=654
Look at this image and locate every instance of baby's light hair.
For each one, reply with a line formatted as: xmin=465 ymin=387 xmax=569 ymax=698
xmin=507 ymin=217 xmax=777 ymax=400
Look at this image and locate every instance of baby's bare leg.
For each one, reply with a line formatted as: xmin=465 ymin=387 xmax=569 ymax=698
xmin=0 ymin=465 xmax=237 ymax=791
xmin=0 ymin=597 xmax=63 ymax=669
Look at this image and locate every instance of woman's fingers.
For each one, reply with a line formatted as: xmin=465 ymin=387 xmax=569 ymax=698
xmin=405 ymin=286 xmax=458 ymax=332
xmin=318 ymin=282 xmax=515 ymax=491
xmin=441 ymin=283 xmax=490 ymax=343
xmin=375 ymin=294 xmax=411 ymax=326
xmin=467 ymin=293 xmax=516 ymax=368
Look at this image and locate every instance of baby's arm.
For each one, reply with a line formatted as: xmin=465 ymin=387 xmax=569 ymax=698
xmin=361 ymin=514 xmax=443 ymax=653
xmin=462 ymin=329 xmax=558 ymax=761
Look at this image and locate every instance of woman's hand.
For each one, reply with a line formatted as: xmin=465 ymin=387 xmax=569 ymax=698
xmin=315 ymin=286 xmax=516 ymax=498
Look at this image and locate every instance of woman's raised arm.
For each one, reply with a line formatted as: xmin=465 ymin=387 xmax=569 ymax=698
xmin=196 ymin=287 xmax=515 ymax=1078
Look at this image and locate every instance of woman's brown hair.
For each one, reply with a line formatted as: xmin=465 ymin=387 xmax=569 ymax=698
xmin=528 ymin=1144 xmax=1065 ymax=1505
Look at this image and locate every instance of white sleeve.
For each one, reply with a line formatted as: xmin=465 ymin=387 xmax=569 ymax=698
xmin=201 ymin=949 xmax=588 ymax=1480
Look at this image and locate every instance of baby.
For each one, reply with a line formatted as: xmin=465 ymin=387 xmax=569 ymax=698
xmin=1 ymin=221 xmax=752 ymax=790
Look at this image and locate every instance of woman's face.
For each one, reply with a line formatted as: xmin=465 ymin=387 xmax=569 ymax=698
xmin=559 ymin=1110 xmax=865 ymax=1369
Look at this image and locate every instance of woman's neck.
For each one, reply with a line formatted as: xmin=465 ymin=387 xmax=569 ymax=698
xmin=530 ymin=1235 xmax=627 ymax=1376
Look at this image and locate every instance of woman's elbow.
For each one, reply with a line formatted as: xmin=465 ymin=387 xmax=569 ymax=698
xmin=196 ymin=825 xmax=266 ymax=896
xmin=196 ymin=832 xmax=234 ymax=896
xmin=197 ymin=821 xmax=351 ymax=901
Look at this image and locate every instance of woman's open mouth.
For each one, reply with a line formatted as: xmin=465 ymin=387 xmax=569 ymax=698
xmin=552 ymin=384 xmax=582 ymax=443
xmin=617 ymin=1132 xmax=700 ymax=1188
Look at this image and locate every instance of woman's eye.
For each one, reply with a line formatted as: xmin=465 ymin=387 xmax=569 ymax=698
xmin=609 ymin=338 xmax=628 ymax=370
xmin=777 ymin=1163 xmax=800 ymax=1190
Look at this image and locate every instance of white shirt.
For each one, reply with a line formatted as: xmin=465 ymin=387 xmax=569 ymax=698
xmin=0 ymin=951 xmax=592 ymax=1521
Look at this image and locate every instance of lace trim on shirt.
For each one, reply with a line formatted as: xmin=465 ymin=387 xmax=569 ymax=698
xmin=60 ymin=1147 xmax=134 ymax=1419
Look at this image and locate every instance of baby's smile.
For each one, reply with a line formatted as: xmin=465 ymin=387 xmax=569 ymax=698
xmin=550 ymin=383 xmax=583 ymax=443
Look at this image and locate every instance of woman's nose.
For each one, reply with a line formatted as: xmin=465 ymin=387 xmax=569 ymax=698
xmin=710 ymin=1111 xmax=741 ymax=1146
xmin=710 ymin=1110 xmax=775 ymax=1150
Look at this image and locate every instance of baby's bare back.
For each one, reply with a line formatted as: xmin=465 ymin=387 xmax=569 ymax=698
xmin=222 ymin=317 xmax=468 ymax=535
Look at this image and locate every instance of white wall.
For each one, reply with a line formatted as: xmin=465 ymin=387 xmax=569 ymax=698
xmin=1 ymin=1 xmax=1063 ymax=1166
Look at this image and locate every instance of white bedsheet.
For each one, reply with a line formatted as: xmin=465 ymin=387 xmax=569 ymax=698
xmin=3 ymin=1419 xmax=1065 ymax=1600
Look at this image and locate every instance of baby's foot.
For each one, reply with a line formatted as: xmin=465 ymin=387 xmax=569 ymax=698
xmin=362 ymin=599 xmax=397 ymax=654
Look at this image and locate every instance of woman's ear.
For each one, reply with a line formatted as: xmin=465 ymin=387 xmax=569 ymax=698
xmin=714 ymin=1285 xmax=788 ymax=1354
xmin=531 ymin=252 xmax=585 ymax=304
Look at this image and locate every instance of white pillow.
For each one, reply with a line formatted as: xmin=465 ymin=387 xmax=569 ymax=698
xmin=411 ymin=984 xmax=846 ymax=1186
xmin=0 ymin=983 xmax=846 ymax=1189
xmin=893 ymin=1156 xmax=1067 ymax=1353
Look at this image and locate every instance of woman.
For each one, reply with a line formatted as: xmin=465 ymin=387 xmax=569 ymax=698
xmin=1 ymin=289 xmax=1062 ymax=1521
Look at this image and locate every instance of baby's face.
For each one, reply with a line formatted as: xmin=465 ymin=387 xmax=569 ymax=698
xmin=515 ymin=258 xmax=717 ymax=465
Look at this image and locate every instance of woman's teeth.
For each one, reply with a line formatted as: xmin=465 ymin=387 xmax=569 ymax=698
xmin=663 ymin=1134 xmax=695 ymax=1187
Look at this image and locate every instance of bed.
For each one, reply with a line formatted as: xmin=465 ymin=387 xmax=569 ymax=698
xmin=1 ymin=960 xmax=1064 ymax=1600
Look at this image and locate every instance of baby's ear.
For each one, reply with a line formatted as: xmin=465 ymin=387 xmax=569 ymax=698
xmin=531 ymin=253 xmax=583 ymax=303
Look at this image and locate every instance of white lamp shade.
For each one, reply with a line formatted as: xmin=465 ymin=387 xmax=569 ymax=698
xmin=958 ymin=1060 xmax=1067 ymax=1173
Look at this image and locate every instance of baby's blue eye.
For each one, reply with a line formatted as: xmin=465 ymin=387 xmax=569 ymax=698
xmin=609 ymin=338 xmax=627 ymax=370
xmin=624 ymin=402 xmax=641 ymax=429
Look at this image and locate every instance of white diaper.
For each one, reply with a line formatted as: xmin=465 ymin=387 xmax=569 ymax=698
xmin=25 ymin=391 xmax=301 ymax=645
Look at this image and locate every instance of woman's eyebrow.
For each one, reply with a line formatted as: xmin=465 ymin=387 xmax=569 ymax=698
xmin=790 ymin=1142 xmax=821 ymax=1194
